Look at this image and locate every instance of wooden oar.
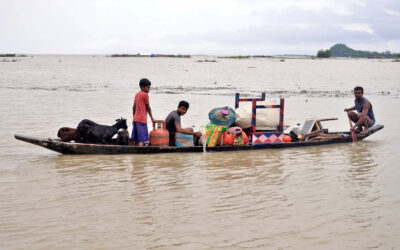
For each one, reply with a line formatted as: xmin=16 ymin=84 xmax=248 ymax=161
xmin=348 ymin=117 xmax=357 ymax=143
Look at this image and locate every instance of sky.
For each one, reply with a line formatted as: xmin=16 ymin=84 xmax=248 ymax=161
xmin=1 ymin=0 xmax=399 ymax=55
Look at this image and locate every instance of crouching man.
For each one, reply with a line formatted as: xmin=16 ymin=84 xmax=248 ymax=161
xmin=165 ymin=101 xmax=202 ymax=146
xmin=344 ymin=86 xmax=376 ymax=134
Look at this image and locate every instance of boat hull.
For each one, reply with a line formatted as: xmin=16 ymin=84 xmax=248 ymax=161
xmin=14 ymin=125 xmax=383 ymax=155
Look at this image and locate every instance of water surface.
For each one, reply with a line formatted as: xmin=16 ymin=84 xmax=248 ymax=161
xmin=0 ymin=56 xmax=399 ymax=249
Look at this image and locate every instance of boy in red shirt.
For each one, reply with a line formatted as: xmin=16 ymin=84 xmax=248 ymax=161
xmin=131 ymin=78 xmax=155 ymax=146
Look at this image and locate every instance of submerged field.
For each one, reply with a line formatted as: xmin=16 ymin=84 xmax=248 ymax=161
xmin=0 ymin=56 xmax=399 ymax=249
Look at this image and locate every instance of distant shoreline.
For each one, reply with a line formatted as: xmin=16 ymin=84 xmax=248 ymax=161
xmin=1 ymin=53 xmax=399 ymax=61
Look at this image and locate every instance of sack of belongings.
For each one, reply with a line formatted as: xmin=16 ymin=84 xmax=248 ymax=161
xmin=234 ymin=100 xmax=280 ymax=130
xmin=208 ymin=107 xmax=236 ymax=127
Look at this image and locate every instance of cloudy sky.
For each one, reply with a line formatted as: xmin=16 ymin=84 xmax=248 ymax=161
xmin=1 ymin=0 xmax=399 ymax=55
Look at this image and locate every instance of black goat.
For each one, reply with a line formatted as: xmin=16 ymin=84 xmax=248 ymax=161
xmin=117 ymin=130 xmax=130 ymax=145
xmin=77 ymin=118 xmax=128 ymax=144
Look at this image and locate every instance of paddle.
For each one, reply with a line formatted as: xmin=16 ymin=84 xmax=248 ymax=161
xmin=348 ymin=117 xmax=357 ymax=143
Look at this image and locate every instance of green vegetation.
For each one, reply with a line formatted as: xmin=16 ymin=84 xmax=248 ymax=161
xmin=0 ymin=54 xmax=27 ymax=57
xmin=218 ymin=56 xmax=250 ymax=59
xmin=329 ymin=44 xmax=400 ymax=58
xmin=111 ymin=54 xmax=145 ymax=57
xmin=0 ymin=54 xmax=16 ymax=57
xmin=253 ymin=55 xmax=273 ymax=58
xmin=110 ymin=53 xmax=191 ymax=58
xmin=165 ymin=54 xmax=191 ymax=58
xmin=317 ymin=49 xmax=331 ymax=58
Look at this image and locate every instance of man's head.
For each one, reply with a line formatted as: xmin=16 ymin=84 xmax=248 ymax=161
xmin=139 ymin=78 xmax=151 ymax=93
xmin=354 ymin=86 xmax=364 ymax=100
xmin=177 ymin=100 xmax=189 ymax=116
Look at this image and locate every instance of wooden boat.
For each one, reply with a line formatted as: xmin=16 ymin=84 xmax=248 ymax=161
xmin=15 ymin=93 xmax=383 ymax=154
xmin=14 ymin=124 xmax=383 ymax=155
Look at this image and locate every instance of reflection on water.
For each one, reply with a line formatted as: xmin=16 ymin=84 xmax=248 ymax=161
xmin=340 ymin=142 xmax=380 ymax=207
xmin=347 ymin=142 xmax=378 ymax=186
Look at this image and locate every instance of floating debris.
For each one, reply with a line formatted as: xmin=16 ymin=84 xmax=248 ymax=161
xmin=152 ymin=86 xmax=399 ymax=98
xmin=1 ymin=58 xmax=19 ymax=62
xmin=196 ymin=59 xmax=218 ymax=62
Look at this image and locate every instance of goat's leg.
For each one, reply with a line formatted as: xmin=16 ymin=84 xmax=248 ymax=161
xmin=100 ymin=136 xmax=109 ymax=144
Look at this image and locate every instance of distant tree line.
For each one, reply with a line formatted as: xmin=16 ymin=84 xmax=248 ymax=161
xmin=110 ymin=54 xmax=191 ymax=58
xmin=317 ymin=50 xmax=331 ymax=58
xmin=317 ymin=43 xmax=400 ymax=58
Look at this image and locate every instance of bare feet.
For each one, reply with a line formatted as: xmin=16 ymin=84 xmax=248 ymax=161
xmin=360 ymin=128 xmax=369 ymax=134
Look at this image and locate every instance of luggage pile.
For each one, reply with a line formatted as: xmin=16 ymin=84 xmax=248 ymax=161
xmin=204 ymin=107 xmax=249 ymax=147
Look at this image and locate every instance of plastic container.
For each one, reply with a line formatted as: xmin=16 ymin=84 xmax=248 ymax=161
xmin=175 ymin=133 xmax=194 ymax=147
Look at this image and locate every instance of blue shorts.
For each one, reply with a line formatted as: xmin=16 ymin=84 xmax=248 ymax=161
xmin=131 ymin=122 xmax=149 ymax=142
xmin=369 ymin=120 xmax=375 ymax=128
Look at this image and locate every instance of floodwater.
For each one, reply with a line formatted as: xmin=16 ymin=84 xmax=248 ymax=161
xmin=1 ymin=55 xmax=400 ymax=249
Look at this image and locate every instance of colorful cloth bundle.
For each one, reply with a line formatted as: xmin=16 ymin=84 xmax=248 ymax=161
xmin=205 ymin=124 xmax=227 ymax=147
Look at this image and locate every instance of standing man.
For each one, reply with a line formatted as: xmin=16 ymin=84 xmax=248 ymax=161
xmin=344 ymin=86 xmax=375 ymax=134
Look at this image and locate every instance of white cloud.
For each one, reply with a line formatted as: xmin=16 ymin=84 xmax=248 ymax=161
xmin=383 ymin=9 xmax=400 ymax=16
xmin=336 ymin=23 xmax=375 ymax=34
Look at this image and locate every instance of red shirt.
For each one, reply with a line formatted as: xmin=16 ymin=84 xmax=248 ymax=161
xmin=133 ymin=91 xmax=149 ymax=123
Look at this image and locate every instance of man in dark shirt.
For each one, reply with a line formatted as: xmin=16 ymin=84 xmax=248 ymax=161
xmin=165 ymin=101 xmax=202 ymax=146
xmin=344 ymin=86 xmax=375 ymax=134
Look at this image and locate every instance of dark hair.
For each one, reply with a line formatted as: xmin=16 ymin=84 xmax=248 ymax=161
xmin=354 ymin=86 xmax=363 ymax=93
xmin=178 ymin=100 xmax=189 ymax=109
xmin=139 ymin=78 xmax=151 ymax=87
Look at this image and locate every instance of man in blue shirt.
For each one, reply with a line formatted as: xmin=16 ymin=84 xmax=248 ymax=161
xmin=344 ymin=86 xmax=375 ymax=134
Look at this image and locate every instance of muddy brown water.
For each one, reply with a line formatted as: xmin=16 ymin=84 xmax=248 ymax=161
xmin=1 ymin=56 xmax=399 ymax=249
